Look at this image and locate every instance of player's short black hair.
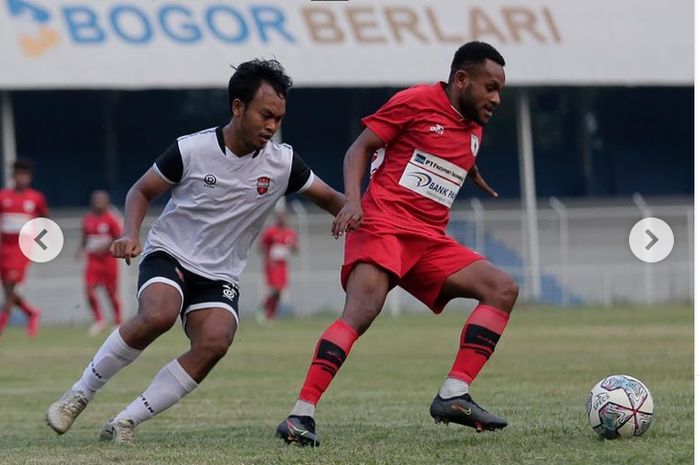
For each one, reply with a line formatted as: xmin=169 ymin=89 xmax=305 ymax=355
xmin=228 ymin=59 xmax=293 ymax=111
xmin=449 ymin=41 xmax=505 ymax=82
xmin=12 ymin=158 xmax=34 ymax=173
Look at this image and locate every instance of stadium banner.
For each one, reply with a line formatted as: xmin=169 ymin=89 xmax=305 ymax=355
xmin=0 ymin=0 xmax=692 ymax=89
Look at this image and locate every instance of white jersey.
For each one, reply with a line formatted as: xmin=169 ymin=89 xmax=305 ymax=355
xmin=143 ymin=127 xmax=314 ymax=285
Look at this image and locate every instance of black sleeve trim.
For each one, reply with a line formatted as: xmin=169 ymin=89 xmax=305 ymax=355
xmin=154 ymin=142 xmax=183 ymax=184
xmin=215 ymin=126 xmax=226 ymax=154
xmin=285 ymin=151 xmax=312 ymax=195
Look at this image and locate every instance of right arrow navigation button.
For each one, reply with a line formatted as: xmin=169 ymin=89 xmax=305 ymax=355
xmin=629 ymin=218 xmax=674 ymax=263
xmin=644 ymin=229 xmax=659 ymax=250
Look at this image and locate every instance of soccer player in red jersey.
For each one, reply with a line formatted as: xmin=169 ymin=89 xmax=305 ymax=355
xmin=259 ymin=211 xmax=297 ymax=320
xmin=77 ymin=190 xmax=123 ymax=336
xmin=0 ymin=159 xmax=48 ymax=338
xmin=277 ymin=42 xmax=516 ymax=446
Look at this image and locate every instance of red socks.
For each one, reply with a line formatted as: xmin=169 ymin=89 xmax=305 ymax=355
xmin=299 ymin=319 xmax=359 ymax=404
xmin=448 ymin=305 xmax=510 ymax=384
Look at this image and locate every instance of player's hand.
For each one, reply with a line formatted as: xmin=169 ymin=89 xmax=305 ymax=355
xmin=331 ymin=198 xmax=363 ymax=239
xmin=468 ymin=165 xmax=499 ymax=198
xmin=110 ymin=236 xmax=141 ymax=265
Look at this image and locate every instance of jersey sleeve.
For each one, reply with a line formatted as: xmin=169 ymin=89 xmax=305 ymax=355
xmin=285 ymin=152 xmax=314 ymax=195
xmin=361 ymin=87 xmax=419 ymax=145
xmin=153 ymin=142 xmax=184 ymax=184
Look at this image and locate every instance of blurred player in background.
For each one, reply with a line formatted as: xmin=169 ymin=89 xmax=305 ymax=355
xmin=0 ymin=159 xmax=48 ymax=339
xmin=258 ymin=210 xmax=297 ymax=321
xmin=76 ymin=190 xmax=122 ymax=337
xmin=278 ymin=41 xmax=517 ymax=447
xmin=46 ymin=59 xmax=346 ymax=444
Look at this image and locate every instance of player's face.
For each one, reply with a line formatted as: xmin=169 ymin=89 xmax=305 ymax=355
xmin=91 ymin=192 xmax=109 ymax=213
xmin=233 ymin=81 xmax=286 ymax=151
xmin=13 ymin=169 xmax=31 ymax=189
xmin=458 ymin=59 xmax=506 ymax=126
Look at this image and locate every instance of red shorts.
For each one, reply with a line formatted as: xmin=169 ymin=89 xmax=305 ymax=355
xmin=265 ymin=262 xmax=288 ymax=290
xmin=0 ymin=243 xmax=30 ymax=284
xmin=342 ymin=225 xmax=484 ymax=313
xmin=85 ymin=255 xmax=118 ymax=288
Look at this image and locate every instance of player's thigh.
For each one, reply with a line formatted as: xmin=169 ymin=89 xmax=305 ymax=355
xmin=135 ymin=252 xmax=187 ymax=330
xmin=342 ymin=262 xmax=393 ymax=316
xmin=400 ymin=238 xmax=484 ymax=313
xmin=184 ymin=307 xmax=238 ymax=351
xmin=136 ymin=283 xmax=183 ymax=331
xmin=182 ymin=277 xmax=239 ymax=341
xmin=439 ymin=260 xmax=518 ymax=306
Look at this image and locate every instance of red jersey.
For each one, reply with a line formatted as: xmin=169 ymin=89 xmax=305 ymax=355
xmin=82 ymin=210 xmax=122 ymax=259
xmin=261 ymin=226 xmax=297 ymax=266
xmin=0 ymin=188 xmax=48 ymax=241
xmin=362 ymin=82 xmax=482 ymax=233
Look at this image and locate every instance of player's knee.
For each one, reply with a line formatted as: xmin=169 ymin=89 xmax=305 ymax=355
xmin=195 ymin=334 xmax=232 ymax=361
xmin=495 ymin=277 xmax=519 ymax=312
xmin=137 ymin=306 xmax=178 ymax=334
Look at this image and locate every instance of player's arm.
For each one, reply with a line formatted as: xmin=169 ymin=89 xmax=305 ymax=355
xmin=467 ymin=164 xmax=499 ymax=198
xmin=302 ymin=177 xmax=345 ymax=218
xmin=111 ymin=169 xmax=171 ymax=265
xmin=286 ymin=151 xmax=345 ymax=220
xmin=331 ymin=128 xmax=385 ymax=238
xmin=111 ymin=142 xmax=181 ymax=264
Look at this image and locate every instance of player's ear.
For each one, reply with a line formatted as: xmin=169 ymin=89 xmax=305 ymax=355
xmin=453 ymin=69 xmax=471 ymax=91
xmin=232 ymin=98 xmax=245 ymax=118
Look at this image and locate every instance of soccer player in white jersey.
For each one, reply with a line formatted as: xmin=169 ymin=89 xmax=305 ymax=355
xmin=45 ymin=59 xmax=346 ymax=444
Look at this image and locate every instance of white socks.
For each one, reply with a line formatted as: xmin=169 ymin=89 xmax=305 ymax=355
xmin=72 ymin=329 xmax=142 ymax=400
xmin=115 ymin=359 xmax=198 ymax=425
xmin=290 ymin=399 xmax=315 ymax=418
xmin=438 ymin=377 xmax=470 ymax=399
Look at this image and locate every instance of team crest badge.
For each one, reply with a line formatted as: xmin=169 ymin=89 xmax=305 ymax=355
xmin=256 ymin=176 xmax=271 ymax=195
xmin=471 ymin=134 xmax=480 ymax=157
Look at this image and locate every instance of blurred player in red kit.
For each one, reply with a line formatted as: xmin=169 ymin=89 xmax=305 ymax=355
xmin=278 ymin=41 xmax=518 ymax=446
xmin=0 ymin=159 xmax=48 ymax=338
xmin=77 ymin=190 xmax=123 ymax=336
xmin=259 ymin=211 xmax=298 ymax=320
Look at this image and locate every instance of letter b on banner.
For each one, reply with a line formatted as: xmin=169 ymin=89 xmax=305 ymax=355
xmin=64 ymin=6 xmax=105 ymax=43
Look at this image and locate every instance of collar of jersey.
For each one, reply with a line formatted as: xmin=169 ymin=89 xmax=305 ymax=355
xmin=216 ymin=126 xmax=260 ymax=159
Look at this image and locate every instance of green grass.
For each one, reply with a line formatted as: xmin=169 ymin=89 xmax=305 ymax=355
xmin=0 ymin=305 xmax=693 ymax=465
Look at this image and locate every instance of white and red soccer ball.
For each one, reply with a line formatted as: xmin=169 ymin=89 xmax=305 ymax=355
xmin=586 ymin=374 xmax=654 ymax=439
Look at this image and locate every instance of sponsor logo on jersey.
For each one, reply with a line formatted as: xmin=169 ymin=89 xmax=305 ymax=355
xmin=204 ymin=174 xmax=217 ymax=188
xmin=256 ymin=176 xmax=271 ymax=195
xmin=97 ymin=222 xmax=109 ymax=233
xmin=398 ymin=149 xmax=466 ymax=208
xmin=405 ymin=172 xmax=432 ymax=188
xmin=429 ymin=124 xmax=444 ymax=135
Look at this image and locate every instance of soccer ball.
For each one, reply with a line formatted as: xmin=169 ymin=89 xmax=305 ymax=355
xmin=586 ymin=374 xmax=654 ymax=439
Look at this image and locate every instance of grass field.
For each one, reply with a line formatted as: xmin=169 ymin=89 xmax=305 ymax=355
xmin=0 ymin=305 xmax=693 ymax=465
